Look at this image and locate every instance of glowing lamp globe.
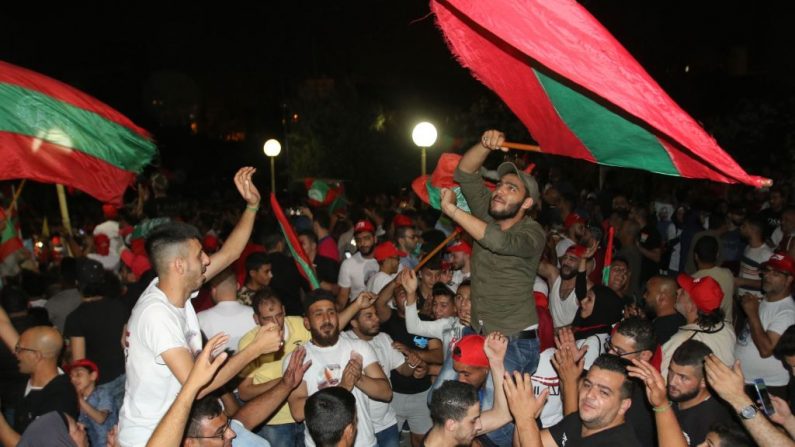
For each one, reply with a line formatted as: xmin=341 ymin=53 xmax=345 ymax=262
xmin=412 ymin=122 xmax=437 ymax=148
xmin=263 ymin=139 xmax=282 ymax=157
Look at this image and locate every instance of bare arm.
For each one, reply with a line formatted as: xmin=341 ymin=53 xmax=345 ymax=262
xmin=0 ymin=411 xmax=19 ymax=447
xmin=480 ymin=333 xmax=512 ymax=433
xmin=237 ymin=376 xmax=280 ymax=401
xmin=356 ymin=362 xmax=393 ymax=402
xmin=338 ymin=292 xmax=377 ymax=329
xmin=287 ymin=382 xmax=309 ymax=422
xmin=740 ymin=295 xmax=782 ymax=358
xmin=79 ymin=398 xmax=109 ymax=424
xmin=336 ymin=287 xmax=351 ymax=311
xmin=204 ymin=167 xmax=261 ymax=281
xmin=0 ymin=307 xmax=18 ymax=351
xmin=503 ymin=371 xmax=554 ymax=447
xmin=70 ymin=336 xmax=86 ymax=362
xmin=457 ymin=133 xmax=500 ymax=174
xmin=374 ymin=280 xmax=396 ymax=323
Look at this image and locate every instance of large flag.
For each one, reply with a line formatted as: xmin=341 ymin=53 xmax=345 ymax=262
xmin=0 ymin=61 xmax=157 ymax=204
xmin=432 ymin=0 xmax=769 ymax=187
xmin=270 ymin=193 xmax=321 ymax=289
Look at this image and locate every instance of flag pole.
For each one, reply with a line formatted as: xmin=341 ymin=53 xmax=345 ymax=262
xmin=7 ymin=179 xmax=26 ymax=213
xmin=414 ymin=227 xmax=462 ymax=272
xmin=55 ymin=184 xmax=73 ymax=236
xmin=502 ymin=142 xmax=541 ymax=152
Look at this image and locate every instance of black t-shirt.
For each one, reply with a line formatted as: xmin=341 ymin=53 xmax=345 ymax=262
xmin=626 ymin=380 xmax=656 ymax=446
xmin=313 ymin=255 xmax=339 ymax=286
xmin=673 ymin=396 xmax=734 ymax=446
xmin=548 ymin=412 xmax=641 ymax=447
xmin=0 ymin=314 xmax=50 ymax=410
xmin=653 ymin=313 xmax=687 ymax=345
xmin=639 ymin=224 xmax=662 ymax=284
xmin=758 ymin=208 xmax=782 ymax=240
xmin=269 ymin=252 xmax=307 ymax=316
xmin=382 ymin=313 xmax=432 ymax=394
xmin=64 ymin=298 xmax=129 ymax=384
xmin=15 ymin=374 xmax=78 ymax=433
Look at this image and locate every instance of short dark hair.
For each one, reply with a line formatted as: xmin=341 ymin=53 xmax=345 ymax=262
xmin=251 ymin=287 xmax=282 ymax=314
xmin=744 ymin=215 xmax=765 ymax=235
xmin=708 ymin=422 xmax=753 ymax=447
xmin=694 ymin=236 xmax=719 ymax=264
xmin=591 ymin=354 xmax=634 ymax=399
xmin=774 ymin=325 xmax=795 ymax=360
xmin=303 ymin=288 xmax=337 ymax=315
xmin=145 ymin=222 xmax=201 ymax=275
xmin=313 ymin=209 xmax=331 ymax=231
xmin=457 ymin=279 xmax=472 ymax=290
xmin=615 ymin=317 xmax=656 ymax=352
xmin=671 ymin=339 xmax=713 ymax=378
xmin=245 ymin=252 xmax=271 ymax=275
xmin=305 ymin=387 xmax=357 ymax=447
xmin=430 ymin=381 xmax=479 ymax=427
xmin=263 ymin=233 xmax=285 ymax=251
xmin=432 ymin=282 xmax=454 ymax=300
xmin=696 ymin=308 xmax=725 ymax=330
xmin=297 ymin=229 xmax=318 ymax=245
xmin=185 ymin=396 xmax=224 ymax=438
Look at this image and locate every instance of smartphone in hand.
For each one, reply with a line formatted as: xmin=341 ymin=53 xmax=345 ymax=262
xmin=753 ymin=378 xmax=776 ymax=417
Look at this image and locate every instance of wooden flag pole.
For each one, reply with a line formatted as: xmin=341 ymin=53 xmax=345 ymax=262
xmin=502 ymin=141 xmax=541 ymax=152
xmin=414 ymin=227 xmax=462 ymax=272
xmin=55 ymin=184 xmax=73 ymax=236
xmin=7 ymin=179 xmax=27 ymax=213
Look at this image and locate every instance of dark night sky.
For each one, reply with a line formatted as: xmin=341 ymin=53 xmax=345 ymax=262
xmin=3 ymin=1 xmax=795 ymax=188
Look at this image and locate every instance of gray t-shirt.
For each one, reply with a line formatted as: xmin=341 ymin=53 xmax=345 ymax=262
xmin=45 ymin=288 xmax=81 ymax=333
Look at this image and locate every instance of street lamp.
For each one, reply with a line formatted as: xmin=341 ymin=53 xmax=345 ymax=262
xmin=412 ymin=122 xmax=437 ymax=176
xmin=263 ymin=139 xmax=282 ymax=192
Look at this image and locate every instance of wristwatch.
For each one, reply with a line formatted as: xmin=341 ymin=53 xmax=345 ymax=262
xmin=738 ymin=404 xmax=758 ymax=420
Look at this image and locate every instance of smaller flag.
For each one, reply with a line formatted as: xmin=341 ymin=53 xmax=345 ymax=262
xmin=270 ymin=193 xmax=320 ymax=289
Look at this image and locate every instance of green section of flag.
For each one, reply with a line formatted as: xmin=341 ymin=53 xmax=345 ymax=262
xmin=0 ymin=83 xmax=156 ymax=173
xmin=533 ymin=70 xmax=679 ymax=176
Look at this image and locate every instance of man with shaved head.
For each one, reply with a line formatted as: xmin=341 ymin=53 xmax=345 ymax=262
xmin=643 ymin=276 xmax=686 ymax=345
xmin=13 ymin=326 xmax=78 ymax=434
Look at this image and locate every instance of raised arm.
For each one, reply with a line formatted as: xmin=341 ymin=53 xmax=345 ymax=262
xmin=740 ymin=294 xmax=784 ymax=358
xmin=205 ymin=167 xmax=261 ymax=281
xmin=480 ymin=333 xmax=512 ymax=433
xmin=551 ymin=327 xmax=587 ymax=417
xmin=503 ymin=371 xmax=554 ymax=447
xmin=627 ymin=358 xmax=687 ymax=447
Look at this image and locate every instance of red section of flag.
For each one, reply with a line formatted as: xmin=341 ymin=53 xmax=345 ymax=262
xmin=432 ymin=0 xmax=768 ymax=187
xmin=270 ymin=193 xmax=320 ymax=289
xmin=0 ymin=132 xmax=134 ymax=204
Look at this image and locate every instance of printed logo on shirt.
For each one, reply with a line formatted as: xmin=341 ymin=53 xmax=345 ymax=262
xmin=560 ymin=433 xmax=568 ymax=446
xmin=317 ymin=364 xmax=342 ymax=389
xmin=413 ymin=336 xmax=429 ymax=349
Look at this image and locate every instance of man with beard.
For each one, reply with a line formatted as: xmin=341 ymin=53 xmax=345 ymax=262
xmin=285 ymin=289 xmax=392 ymax=447
xmin=337 ymin=220 xmax=379 ymax=310
xmin=735 ymin=216 xmax=774 ymax=299
xmin=669 ymin=340 xmax=733 ymax=446
xmin=446 ymin=240 xmax=471 ymax=292
xmin=422 ymin=381 xmax=483 ymax=447
xmin=119 ymin=168 xmax=284 ymax=447
xmin=443 ymin=129 xmax=546 ymax=377
xmin=540 ymin=245 xmax=591 ymax=328
xmin=343 ymin=304 xmax=428 ymax=447
xmin=555 ymin=212 xmax=589 ymax=260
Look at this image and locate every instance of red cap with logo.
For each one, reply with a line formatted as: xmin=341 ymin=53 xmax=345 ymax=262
xmin=762 ymin=252 xmax=795 ymax=276
xmin=447 ymin=240 xmax=472 ymax=255
xmin=373 ymin=242 xmax=407 ymax=262
xmin=354 ymin=220 xmax=375 ymax=235
xmin=565 ymin=244 xmax=588 ymax=258
xmin=676 ymin=273 xmax=723 ymax=313
xmin=66 ymin=359 xmax=100 ymax=379
xmin=393 ymin=214 xmax=414 ymax=229
xmin=564 ymin=213 xmax=587 ymax=229
xmin=452 ymin=335 xmax=489 ymax=368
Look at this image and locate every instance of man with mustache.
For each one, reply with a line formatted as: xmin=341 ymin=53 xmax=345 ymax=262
xmin=442 ymin=130 xmax=546 ymax=375
xmin=337 ymin=220 xmax=379 ymax=310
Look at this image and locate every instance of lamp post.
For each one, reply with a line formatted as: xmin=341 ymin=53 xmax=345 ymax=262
xmin=263 ymin=139 xmax=282 ymax=192
xmin=412 ymin=122 xmax=437 ymax=176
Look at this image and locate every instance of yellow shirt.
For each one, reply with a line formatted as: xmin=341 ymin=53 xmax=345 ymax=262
xmin=238 ymin=316 xmax=311 ymax=425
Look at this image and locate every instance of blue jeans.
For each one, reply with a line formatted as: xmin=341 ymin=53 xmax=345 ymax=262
xmin=257 ymin=422 xmax=304 ymax=447
xmin=375 ymin=424 xmax=399 ymax=447
xmin=483 ymin=337 xmax=540 ymax=447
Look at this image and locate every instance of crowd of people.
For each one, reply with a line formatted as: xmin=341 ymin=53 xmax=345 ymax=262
xmin=1 ymin=130 xmax=795 ymax=447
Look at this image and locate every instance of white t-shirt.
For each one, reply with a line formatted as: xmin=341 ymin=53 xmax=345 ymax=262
xmin=366 ymin=271 xmax=395 ymax=295
xmin=118 ymin=279 xmax=202 ymax=447
xmin=735 ymin=296 xmax=795 ymax=386
xmin=342 ymin=331 xmax=404 ymax=432
xmin=549 ymin=276 xmax=578 ymax=328
xmin=284 ymin=337 xmax=379 ymax=447
xmin=197 ymin=301 xmax=256 ymax=352
xmin=738 ymin=244 xmax=774 ymax=297
xmin=338 ymin=253 xmax=379 ymax=301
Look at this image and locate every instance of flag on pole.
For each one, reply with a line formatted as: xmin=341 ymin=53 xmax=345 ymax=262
xmin=0 ymin=61 xmax=157 ymax=204
xmin=431 ymin=0 xmax=769 ymax=187
xmin=0 ymin=208 xmax=23 ymax=264
xmin=270 ymin=192 xmax=321 ymax=289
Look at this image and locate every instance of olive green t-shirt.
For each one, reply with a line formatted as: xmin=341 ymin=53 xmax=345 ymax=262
xmin=453 ymin=167 xmax=545 ymax=335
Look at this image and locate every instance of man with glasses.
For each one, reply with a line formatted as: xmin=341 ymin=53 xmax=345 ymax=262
xmin=9 ymin=326 xmax=78 ymax=436
xmin=237 ymin=289 xmax=311 ymax=446
xmin=184 ymin=396 xmax=237 ymax=447
xmin=604 ymin=317 xmax=657 ymax=446
xmin=395 ymin=222 xmax=420 ymax=271
xmin=736 ymin=252 xmax=795 ymax=399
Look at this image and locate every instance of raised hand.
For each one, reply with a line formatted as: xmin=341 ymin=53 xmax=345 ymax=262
xmin=186 ymin=333 xmax=230 ymax=391
xmin=398 ymin=269 xmax=418 ymax=297
xmin=626 ymin=358 xmax=668 ymax=408
xmin=503 ymin=371 xmax=547 ymax=421
xmin=551 ymin=341 xmax=586 ymax=385
xmin=250 ymin=322 xmax=284 ymax=355
xmin=770 ymin=395 xmax=794 ymax=426
xmin=480 ymin=130 xmax=508 ymax=152
xmin=233 ymin=167 xmax=261 ymax=207
xmin=281 ymin=346 xmax=312 ymax=390
xmin=354 ymin=291 xmax=377 ymax=310
xmin=484 ymin=332 xmax=508 ymax=365
xmin=705 ymin=355 xmax=751 ymax=408
xmin=340 ymin=351 xmax=363 ymax=391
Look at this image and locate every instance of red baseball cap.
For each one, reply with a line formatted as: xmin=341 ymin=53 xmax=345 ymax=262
xmin=564 ymin=213 xmax=587 ymax=229
xmin=676 ymin=273 xmax=723 ymax=313
xmin=354 ymin=219 xmax=375 ymax=235
xmin=393 ymin=214 xmax=414 ymax=229
xmin=121 ymin=249 xmax=151 ymax=278
xmin=101 ymin=203 xmax=118 ymax=220
xmin=447 ymin=240 xmax=472 ymax=256
xmin=373 ymin=242 xmax=407 ymax=262
xmin=452 ymin=335 xmax=489 ymax=368
xmin=762 ymin=252 xmax=795 ymax=276
xmin=66 ymin=359 xmax=100 ymax=379
xmin=565 ymin=244 xmax=588 ymax=259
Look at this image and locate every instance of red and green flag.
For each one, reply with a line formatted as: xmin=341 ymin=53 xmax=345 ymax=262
xmin=0 ymin=209 xmax=23 ymax=263
xmin=431 ymin=0 xmax=769 ymax=187
xmin=0 ymin=61 xmax=157 ymax=204
xmin=270 ymin=192 xmax=321 ymax=289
